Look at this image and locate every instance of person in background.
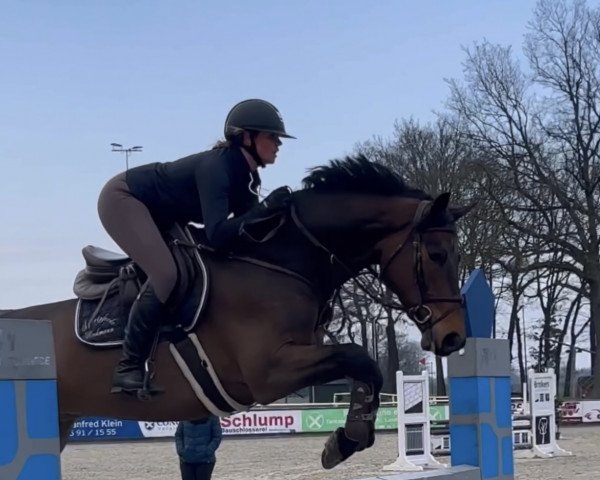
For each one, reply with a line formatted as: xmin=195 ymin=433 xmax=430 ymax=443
xmin=175 ymin=415 xmax=223 ymax=480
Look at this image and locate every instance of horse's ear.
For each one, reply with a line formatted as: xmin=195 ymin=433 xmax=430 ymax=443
xmin=450 ymin=202 xmax=477 ymax=222
xmin=430 ymin=193 xmax=476 ymax=222
xmin=430 ymin=192 xmax=451 ymax=216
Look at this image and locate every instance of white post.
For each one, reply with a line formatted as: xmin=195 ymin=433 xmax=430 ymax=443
xmin=516 ymin=368 xmax=572 ymax=459
xmin=383 ymin=371 xmax=445 ymax=471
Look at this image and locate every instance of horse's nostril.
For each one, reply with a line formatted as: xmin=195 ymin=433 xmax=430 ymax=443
xmin=439 ymin=333 xmax=465 ymax=356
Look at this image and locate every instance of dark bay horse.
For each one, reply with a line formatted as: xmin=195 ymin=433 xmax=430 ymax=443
xmin=1 ymin=156 xmax=472 ymax=469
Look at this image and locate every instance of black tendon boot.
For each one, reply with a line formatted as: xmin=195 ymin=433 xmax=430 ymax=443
xmin=111 ymin=285 xmax=165 ymax=397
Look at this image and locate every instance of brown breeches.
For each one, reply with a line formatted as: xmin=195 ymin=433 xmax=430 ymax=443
xmin=97 ymin=173 xmax=178 ymax=304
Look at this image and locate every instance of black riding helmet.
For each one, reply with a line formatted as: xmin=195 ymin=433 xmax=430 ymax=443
xmin=224 ymin=99 xmax=296 ymax=139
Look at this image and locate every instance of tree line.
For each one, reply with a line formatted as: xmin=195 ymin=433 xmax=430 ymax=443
xmin=326 ymin=0 xmax=600 ymax=399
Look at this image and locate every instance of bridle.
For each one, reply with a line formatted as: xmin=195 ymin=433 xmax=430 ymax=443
xmin=291 ymin=200 xmax=463 ymax=333
xmin=378 ymin=201 xmax=463 ymax=333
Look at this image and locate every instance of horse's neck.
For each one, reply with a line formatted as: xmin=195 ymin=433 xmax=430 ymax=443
xmin=292 ymin=193 xmax=425 ymax=293
xmin=296 ymin=194 xmax=379 ymax=230
xmin=298 ymin=193 xmax=420 ymax=231
xmin=295 ymin=193 xmax=421 ymax=248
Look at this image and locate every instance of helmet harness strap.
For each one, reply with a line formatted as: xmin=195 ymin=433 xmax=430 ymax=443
xmin=243 ymin=131 xmax=264 ymax=167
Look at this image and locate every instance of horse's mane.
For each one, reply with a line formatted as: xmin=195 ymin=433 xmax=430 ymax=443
xmin=301 ymin=155 xmax=431 ymax=200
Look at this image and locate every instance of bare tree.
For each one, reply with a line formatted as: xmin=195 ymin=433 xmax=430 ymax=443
xmin=327 ymin=272 xmax=414 ymax=391
xmin=564 ymin=297 xmax=590 ymax=397
xmin=499 ymin=258 xmax=538 ymax=385
xmin=527 ymin=259 xmax=583 ymax=390
xmin=447 ymin=0 xmax=600 ymax=396
xmin=358 ymin=117 xmax=520 ymax=389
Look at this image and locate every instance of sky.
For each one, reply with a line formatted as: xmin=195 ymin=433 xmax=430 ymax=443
xmin=0 ymin=0 xmax=547 ymax=309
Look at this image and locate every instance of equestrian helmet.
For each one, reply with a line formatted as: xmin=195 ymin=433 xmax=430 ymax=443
xmin=224 ymin=99 xmax=295 ymax=139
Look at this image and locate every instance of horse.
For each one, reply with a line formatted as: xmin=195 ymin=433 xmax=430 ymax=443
xmin=0 ymin=156 xmax=473 ymax=469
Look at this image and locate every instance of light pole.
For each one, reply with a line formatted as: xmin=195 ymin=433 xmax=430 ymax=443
xmin=520 ymin=304 xmax=529 ymax=374
xmin=110 ymin=143 xmax=143 ymax=170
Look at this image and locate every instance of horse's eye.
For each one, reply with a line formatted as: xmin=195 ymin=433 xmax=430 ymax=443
xmin=429 ymin=250 xmax=448 ymax=265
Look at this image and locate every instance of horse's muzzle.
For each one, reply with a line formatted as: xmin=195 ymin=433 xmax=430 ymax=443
xmin=438 ymin=332 xmax=466 ymax=357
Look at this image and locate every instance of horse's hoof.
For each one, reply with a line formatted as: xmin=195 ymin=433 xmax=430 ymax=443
xmin=321 ymin=428 xmax=359 ymax=469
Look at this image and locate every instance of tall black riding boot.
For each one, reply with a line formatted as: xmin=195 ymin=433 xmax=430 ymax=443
xmin=111 ymin=285 xmax=165 ymax=395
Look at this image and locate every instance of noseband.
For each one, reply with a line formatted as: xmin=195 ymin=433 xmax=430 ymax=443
xmin=379 ymin=201 xmax=463 ymax=332
xmin=291 ymin=200 xmax=463 ymax=333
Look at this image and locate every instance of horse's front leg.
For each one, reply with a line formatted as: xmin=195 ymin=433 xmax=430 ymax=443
xmin=241 ymin=342 xmax=383 ymax=469
xmin=321 ymin=378 xmax=381 ymax=469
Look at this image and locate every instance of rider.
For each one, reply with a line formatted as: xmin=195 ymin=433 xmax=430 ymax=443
xmin=97 ymin=99 xmax=295 ymax=395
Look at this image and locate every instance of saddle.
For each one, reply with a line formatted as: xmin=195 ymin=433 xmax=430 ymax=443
xmin=73 ymin=224 xmax=209 ymax=347
xmin=70 ymin=214 xmax=328 ymax=413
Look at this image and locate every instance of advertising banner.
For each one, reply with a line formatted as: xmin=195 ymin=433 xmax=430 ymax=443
xmin=220 ymin=411 xmax=302 ymax=435
xmin=581 ymin=400 xmax=600 ymax=423
xmin=429 ymin=405 xmax=448 ymax=421
xmin=298 ymin=406 xmax=444 ymax=434
xmin=559 ymin=401 xmax=583 ymax=424
xmin=69 ymin=417 xmax=144 ymax=441
xmin=67 ymin=400 xmax=594 ymax=442
xmin=511 ymin=399 xmax=527 ymax=416
xmin=69 ymin=411 xmax=305 ymax=441
xmin=68 ymin=407 xmax=443 ymax=442
xmin=301 ymin=408 xmax=346 ymax=433
xmin=137 ymin=421 xmax=179 ymax=438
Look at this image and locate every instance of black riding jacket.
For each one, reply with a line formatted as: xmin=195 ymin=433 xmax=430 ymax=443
xmin=125 ymin=147 xmax=261 ymax=246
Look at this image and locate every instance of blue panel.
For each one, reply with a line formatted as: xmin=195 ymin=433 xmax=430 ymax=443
xmin=0 ymin=381 xmax=18 ymax=465
xmin=450 ymin=377 xmax=491 ymax=415
xmin=26 ymin=380 xmax=59 ymax=439
xmin=494 ymin=377 xmax=512 ymax=429
xmin=461 ymin=268 xmax=494 ymax=338
xmin=17 ymin=455 xmax=61 ymax=480
xmin=478 ymin=378 xmax=491 ymax=413
xmin=501 ymin=434 xmax=515 ymax=475
xmin=480 ymin=423 xmax=498 ymax=478
xmin=449 ymin=377 xmax=478 ymax=415
xmin=450 ymin=424 xmax=478 ymax=467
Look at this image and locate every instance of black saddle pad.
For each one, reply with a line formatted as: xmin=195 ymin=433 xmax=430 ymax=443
xmin=75 ymin=253 xmax=209 ymax=348
xmin=75 ymin=294 xmax=127 ymax=346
